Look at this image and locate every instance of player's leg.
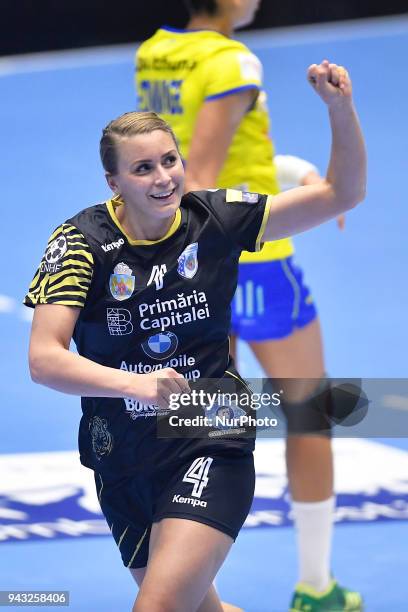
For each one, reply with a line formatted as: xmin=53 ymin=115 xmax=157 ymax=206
xmin=133 ymin=518 xmax=232 ymax=612
xmin=249 ymin=317 xmax=333 ymax=503
xmin=236 ymin=258 xmax=362 ymax=609
xmin=249 ymin=320 xmax=337 ymax=600
xmin=130 ymin=568 xmax=243 ymax=612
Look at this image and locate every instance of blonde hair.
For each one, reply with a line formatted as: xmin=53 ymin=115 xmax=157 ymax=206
xmin=100 ymin=111 xmax=179 ymax=174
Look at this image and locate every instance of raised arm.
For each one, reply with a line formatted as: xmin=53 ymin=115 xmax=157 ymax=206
xmin=29 ymin=304 xmax=189 ymax=408
xmin=263 ymin=60 xmax=366 ymax=241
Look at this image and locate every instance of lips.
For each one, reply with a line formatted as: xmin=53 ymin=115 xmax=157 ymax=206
xmin=150 ymin=187 xmax=176 ymax=200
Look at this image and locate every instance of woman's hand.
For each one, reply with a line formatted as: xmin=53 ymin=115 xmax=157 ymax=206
xmin=128 ymin=368 xmax=191 ymax=410
xmin=307 ymin=60 xmax=352 ymax=106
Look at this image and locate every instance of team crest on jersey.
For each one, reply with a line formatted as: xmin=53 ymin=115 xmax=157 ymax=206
xmin=141 ymin=331 xmax=179 ymax=360
xmin=109 ymin=262 xmax=135 ymax=301
xmin=177 ymin=243 xmax=198 ymax=279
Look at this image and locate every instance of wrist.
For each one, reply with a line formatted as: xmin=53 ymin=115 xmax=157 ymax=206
xmin=328 ymin=97 xmax=355 ymax=114
xmin=120 ymin=370 xmax=141 ymax=399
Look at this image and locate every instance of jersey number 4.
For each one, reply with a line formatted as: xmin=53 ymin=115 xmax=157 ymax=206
xmin=183 ymin=457 xmax=213 ymax=498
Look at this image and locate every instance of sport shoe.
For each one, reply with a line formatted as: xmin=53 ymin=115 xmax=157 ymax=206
xmin=289 ymin=579 xmax=363 ymax=611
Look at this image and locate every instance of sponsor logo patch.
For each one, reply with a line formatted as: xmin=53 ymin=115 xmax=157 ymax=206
xmin=172 ymin=494 xmax=207 ymax=508
xmin=45 ymin=236 xmax=67 ymax=264
xmin=147 ymin=264 xmax=167 ymax=290
xmin=107 ymin=308 xmax=133 ymax=336
xmin=141 ymin=331 xmax=178 ymax=360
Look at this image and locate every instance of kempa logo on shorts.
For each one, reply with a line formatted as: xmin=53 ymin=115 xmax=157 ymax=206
xmin=101 ymin=238 xmax=124 ymax=252
xmin=182 ymin=456 xmax=213 ymax=498
xmin=172 ymin=495 xmax=207 ymax=508
xmin=147 ymin=264 xmax=167 ymax=290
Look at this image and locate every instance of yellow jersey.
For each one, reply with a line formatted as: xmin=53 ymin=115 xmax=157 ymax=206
xmin=136 ymin=26 xmax=293 ymax=262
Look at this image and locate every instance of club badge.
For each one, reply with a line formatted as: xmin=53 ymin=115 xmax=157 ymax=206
xmin=109 ymin=262 xmax=135 ymax=301
xmin=177 ymin=242 xmax=198 ymax=280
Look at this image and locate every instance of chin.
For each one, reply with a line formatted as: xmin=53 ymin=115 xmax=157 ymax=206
xmin=156 ymin=201 xmax=180 ymax=218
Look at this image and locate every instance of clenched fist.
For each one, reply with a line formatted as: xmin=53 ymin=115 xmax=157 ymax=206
xmin=308 ymin=60 xmax=352 ymax=106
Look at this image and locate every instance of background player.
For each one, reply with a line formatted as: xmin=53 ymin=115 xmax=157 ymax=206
xmin=136 ymin=1 xmax=361 ymax=610
xmin=25 ymin=58 xmax=365 ymax=612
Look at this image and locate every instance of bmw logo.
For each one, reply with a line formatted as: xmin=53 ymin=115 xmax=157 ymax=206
xmin=141 ymin=332 xmax=179 ymax=360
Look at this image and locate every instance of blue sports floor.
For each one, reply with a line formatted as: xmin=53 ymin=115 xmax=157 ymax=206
xmin=1 ymin=15 xmax=408 ymax=611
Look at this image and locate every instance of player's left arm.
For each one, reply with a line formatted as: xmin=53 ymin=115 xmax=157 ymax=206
xmin=262 ymin=61 xmax=366 ymax=242
xmin=300 ymin=166 xmax=345 ymax=230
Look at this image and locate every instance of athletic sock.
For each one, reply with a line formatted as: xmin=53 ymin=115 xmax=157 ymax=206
xmin=292 ymin=496 xmax=335 ymax=592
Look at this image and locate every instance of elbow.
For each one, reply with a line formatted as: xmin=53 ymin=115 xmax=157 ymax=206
xmin=334 ymin=184 xmax=366 ymax=213
xmin=29 ymin=352 xmax=49 ymax=385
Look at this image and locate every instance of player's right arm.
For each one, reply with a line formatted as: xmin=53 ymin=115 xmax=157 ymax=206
xmin=28 ymin=305 xmax=188 ymax=408
xmin=26 ymin=227 xmax=188 ymax=408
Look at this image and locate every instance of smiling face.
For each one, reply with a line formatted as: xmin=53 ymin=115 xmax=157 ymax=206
xmin=106 ymin=130 xmax=185 ymax=228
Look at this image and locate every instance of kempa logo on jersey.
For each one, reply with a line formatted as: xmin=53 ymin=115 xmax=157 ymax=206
xmin=107 ymin=308 xmax=133 ymax=336
xmin=138 ymin=290 xmax=210 ymax=331
xmin=101 ymin=238 xmax=124 ymax=253
xmin=147 ymin=264 xmax=167 ymax=290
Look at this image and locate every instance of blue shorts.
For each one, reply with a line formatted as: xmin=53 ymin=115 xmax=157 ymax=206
xmin=231 ymin=257 xmax=317 ymax=341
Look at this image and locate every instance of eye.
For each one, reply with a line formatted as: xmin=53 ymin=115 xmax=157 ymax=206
xmin=163 ymin=154 xmax=178 ymax=166
xmin=134 ymin=163 xmax=151 ymax=174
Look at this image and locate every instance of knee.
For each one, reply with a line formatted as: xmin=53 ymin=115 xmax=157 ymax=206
xmin=280 ymin=378 xmax=368 ymax=435
xmin=133 ymin=592 xmax=179 ymax=612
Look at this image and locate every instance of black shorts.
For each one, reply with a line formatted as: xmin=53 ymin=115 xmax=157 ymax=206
xmin=95 ymin=450 xmax=255 ymax=569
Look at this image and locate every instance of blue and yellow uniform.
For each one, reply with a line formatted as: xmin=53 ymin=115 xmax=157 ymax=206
xmin=136 ymin=27 xmax=316 ymax=339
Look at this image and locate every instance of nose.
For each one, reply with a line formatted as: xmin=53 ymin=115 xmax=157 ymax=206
xmin=154 ymin=164 xmax=172 ymax=185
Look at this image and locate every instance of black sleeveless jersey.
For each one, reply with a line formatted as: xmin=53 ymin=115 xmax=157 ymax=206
xmin=25 ymin=189 xmax=271 ymax=477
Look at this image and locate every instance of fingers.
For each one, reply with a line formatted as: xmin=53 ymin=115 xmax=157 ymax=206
xmin=336 ymin=214 xmax=346 ymax=230
xmin=328 ymin=63 xmax=350 ymax=91
xmin=307 ymin=59 xmax=329 ymax=86
xmin=308 ymin=60 xmax=352 ymax=103
xmin=158 ymin=368 xmax=190 ymax=394
xmin=156 ymin=368 xmax=191 ymax=409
